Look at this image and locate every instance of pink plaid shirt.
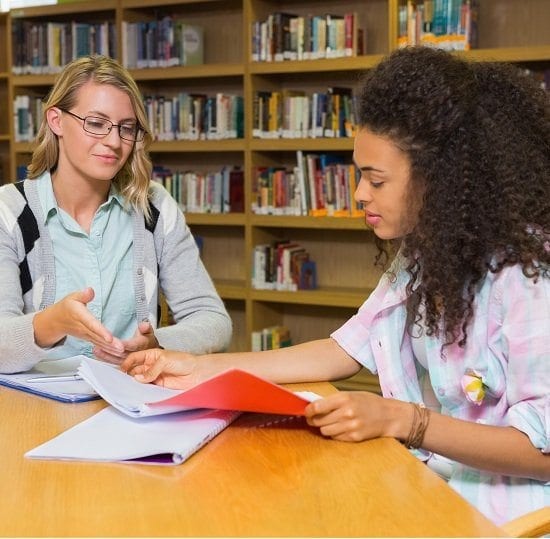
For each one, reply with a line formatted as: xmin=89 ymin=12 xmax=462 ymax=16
xmin=331 ymin=260 xmax=549 ymax=525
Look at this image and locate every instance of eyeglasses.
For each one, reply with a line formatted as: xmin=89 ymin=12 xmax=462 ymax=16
xmin=59 ymin=108 xmax=144 ymax=142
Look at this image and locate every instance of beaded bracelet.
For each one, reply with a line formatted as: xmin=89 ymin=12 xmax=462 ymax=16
xmin=405 ymin=402 xmax=431 ymax=449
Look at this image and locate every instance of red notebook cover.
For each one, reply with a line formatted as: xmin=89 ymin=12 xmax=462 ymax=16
xmin=148 ymin=369 xmax=310 ymax=416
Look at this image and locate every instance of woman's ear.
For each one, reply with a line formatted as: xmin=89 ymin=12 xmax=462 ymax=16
xmin=46 ymin=107 xmax=63 ymax=136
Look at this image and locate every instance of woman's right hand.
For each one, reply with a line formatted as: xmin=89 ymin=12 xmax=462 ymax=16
xmin=121 ymin=348 xmax=200 ymax=389
xmin=32 ymin=287 xmax=124 ymax=355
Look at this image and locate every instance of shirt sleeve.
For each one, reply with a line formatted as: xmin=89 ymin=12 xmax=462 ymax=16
xmin=151 ymin=185 xmax=232 ymax=354
xmin=497 ymin=267 xmax=550 ymax=453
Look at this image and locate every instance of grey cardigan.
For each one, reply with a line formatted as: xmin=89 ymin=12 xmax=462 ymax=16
xmin=0 ymin=178 xmax=232 ymax=373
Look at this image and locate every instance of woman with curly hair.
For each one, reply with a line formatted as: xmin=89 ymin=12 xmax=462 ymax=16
xmin=121 ymin=47 xmax=549 ymax=525
xmin=0 ymin=55 xmax=231 ymax=372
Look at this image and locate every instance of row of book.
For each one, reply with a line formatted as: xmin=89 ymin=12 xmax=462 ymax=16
xmin=253 ymin=88 xmax=357 ymax=140
xmin=251 ymin=12 xmax=364 ymax=62
xmin=121 ymin=19 xmax=203 ymax=69
xmin=252 ymin=152 xmax=362 ymax=218
xmin=13 ymin=92 xmax=244 ymax=143
xmin=13 ymin=95 xmax=42 ymax=142
xmin=145 ymin=93 xmax=244 ymax=141
xmin=11 ymin=19 xmax=116 ymax=75
xmin=252 ymin=240 xmax=317 ymax=292
xmin=397 ymin=0 xmax=479 ymax=50
xmin=251 ymin=326 xmax=291 ymax=352
xmin=152 ymin=165 xmax=244 ymax=214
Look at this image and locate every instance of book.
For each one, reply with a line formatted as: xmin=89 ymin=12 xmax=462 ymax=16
xmin=77 ymin=356 xmax=319 ymax=418
xmin=0 ymin=355 xmax=99 ymax=403
xmin=25 ymin=404 xmax=239 ymax=466
xmin=180 ymin=23 xmax=204 ymax=66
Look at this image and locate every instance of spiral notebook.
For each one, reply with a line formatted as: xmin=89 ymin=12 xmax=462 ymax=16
xmin=26 ymin=405 xmax=239 ymax=465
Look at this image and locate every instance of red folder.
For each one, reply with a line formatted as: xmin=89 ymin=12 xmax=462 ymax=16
xmin=148 ymin=369 xmax=310 ymax=416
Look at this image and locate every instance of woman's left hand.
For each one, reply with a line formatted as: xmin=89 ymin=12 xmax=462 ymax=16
xmin=305 ymin=391 xmax=410 ymax=443
xmin=93 ymin=321 xmax=159 ymax=364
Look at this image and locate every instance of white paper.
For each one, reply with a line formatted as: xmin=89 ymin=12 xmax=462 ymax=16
xmin=78 ymin=357 xmax=184 ymax=417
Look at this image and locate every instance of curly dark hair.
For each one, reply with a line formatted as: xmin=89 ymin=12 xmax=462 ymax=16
xmin=357 ymin=46 xmax=550 ymax=346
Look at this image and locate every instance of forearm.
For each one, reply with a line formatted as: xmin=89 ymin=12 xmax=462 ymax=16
xmin=0 ymin=313 xmax=50 ymax=372
xmin=198 ymin=338 xmax=362 ymax=384
xmin=155 ymin=310 xmax=232 ymax=354
xmin=388 ymin=400 xmax=550 ymax=481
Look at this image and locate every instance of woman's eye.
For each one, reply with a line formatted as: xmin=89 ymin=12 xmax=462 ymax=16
xmin=121 ymin=125 xmax=137 ymax=136
xmin=88 ymin=120 xmax=107 ymax=129
xmin=370 ymin=181 xmax=383 ymax=188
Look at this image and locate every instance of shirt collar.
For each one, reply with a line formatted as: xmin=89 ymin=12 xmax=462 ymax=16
xmin=36 ymin=171 xmax=127 ymax=224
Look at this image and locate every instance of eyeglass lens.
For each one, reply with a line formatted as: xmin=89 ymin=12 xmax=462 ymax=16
xmin=83 ymin=116 xmax=143 ymax=141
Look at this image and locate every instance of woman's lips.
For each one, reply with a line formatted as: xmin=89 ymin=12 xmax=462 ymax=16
xmin=366 ymin=213 xmax=381 ymax=226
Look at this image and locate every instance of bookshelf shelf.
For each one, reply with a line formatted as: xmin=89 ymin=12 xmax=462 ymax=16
xmin=13 ymin=142 xmax=34 ymax=153
xmin=249 ymin=138 xmax=354 ymax=152
xmin=12 ymin=75 xmax=57 ymax=87
xmin=251 ymin=214 xmax=366 ymax=230
xmin=214 ymin=279 xmax=247 ymax=300
xmin=462 ymin=46 xmax=550 ymax=64
xmin=9 ymin=2 xmax=116 ymax=18
xmin=121 ymin=0 xmax=223 ymax=7
xmin=186 ymin=212 xmax=246 ymax=226
xmin=130 ymin=63 xmax=245 ymax=80
xmin=149 ymin=140 xmax=245 ymax=153
xmin=250 ymin=287 xmax=370 ymax=309
xmin=3 ymin=0 xmax=549 ymax=392
xmin=248 ymin=55 xmax=385 ymax=74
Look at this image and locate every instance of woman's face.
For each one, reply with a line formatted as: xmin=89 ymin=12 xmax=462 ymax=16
xmin=353 ymin=128 xmax=418 ymax=240
xmin=50 ymin=80 xmax=137 ymax=185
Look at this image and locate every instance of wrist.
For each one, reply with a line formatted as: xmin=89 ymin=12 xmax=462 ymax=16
xmin=382 ymin=398 xmax=416 ymax=442
xmin=33 ymin=308 xmax=63 ymax=348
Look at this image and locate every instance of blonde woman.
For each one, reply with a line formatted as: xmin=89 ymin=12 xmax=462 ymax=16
xmin=0 ymin=55 xmax=231 ymax=372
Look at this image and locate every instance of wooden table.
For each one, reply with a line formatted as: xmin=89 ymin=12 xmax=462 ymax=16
xmin=0 ymin=382 xmax=505 ymax=537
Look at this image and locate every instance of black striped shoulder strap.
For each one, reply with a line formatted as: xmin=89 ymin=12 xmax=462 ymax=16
xmin=145 ymin=197 xmax=160 ymax=234
xmin=14 ymin=181 xmax=40 ymax=295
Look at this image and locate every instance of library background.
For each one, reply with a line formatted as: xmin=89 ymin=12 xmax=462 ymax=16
xmin=1 ymin=0 xmax=548 ymax=393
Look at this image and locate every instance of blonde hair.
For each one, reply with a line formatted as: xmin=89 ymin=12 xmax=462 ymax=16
xmin=28 ymin=55 xmax=153 ymax=217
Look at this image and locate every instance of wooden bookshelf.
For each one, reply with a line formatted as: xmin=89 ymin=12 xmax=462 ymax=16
xmin=0 ymin=12 xmax=11 ymax=185
xmin=4 ymin=0 xmax=550 ymax=392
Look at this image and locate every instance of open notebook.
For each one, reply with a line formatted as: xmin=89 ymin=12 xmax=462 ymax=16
xmin=0 ymin=355 xmax=99 ymax=403
xmin=26 ymin=358 xmax=319 ymax=466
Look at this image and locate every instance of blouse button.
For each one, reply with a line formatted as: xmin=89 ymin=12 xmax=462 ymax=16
xmin=437 ymin=387 xmax=445 ymax=396
xmin=137 ymin=268 xmax=143 ymax=275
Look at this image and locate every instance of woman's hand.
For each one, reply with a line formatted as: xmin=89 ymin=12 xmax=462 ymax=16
xmin=33 ymin=287 xmax=124 ymax=355
xmin=121 ymin=348 xmax=200 ymax=389
xmin=305 ymin=391 xmax=411 ymax=442
xmin=93 ymin=321 xmax=159 ymax=365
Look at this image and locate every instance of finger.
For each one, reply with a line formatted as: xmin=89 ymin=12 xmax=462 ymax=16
xmin=133 ymin=356 xmax=168 ymax=383
xmin=305 ymin=395 xmax=342 ymax=418
xmin=137 ymin=321 xmax=153 ymax=335
xmin=71 ymin=286 xmax=95 ymax=305
xmin=93 ymin=347 xmax=126 ymax=365
xmin=121 ymin=350 xmax=150 ymax=372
